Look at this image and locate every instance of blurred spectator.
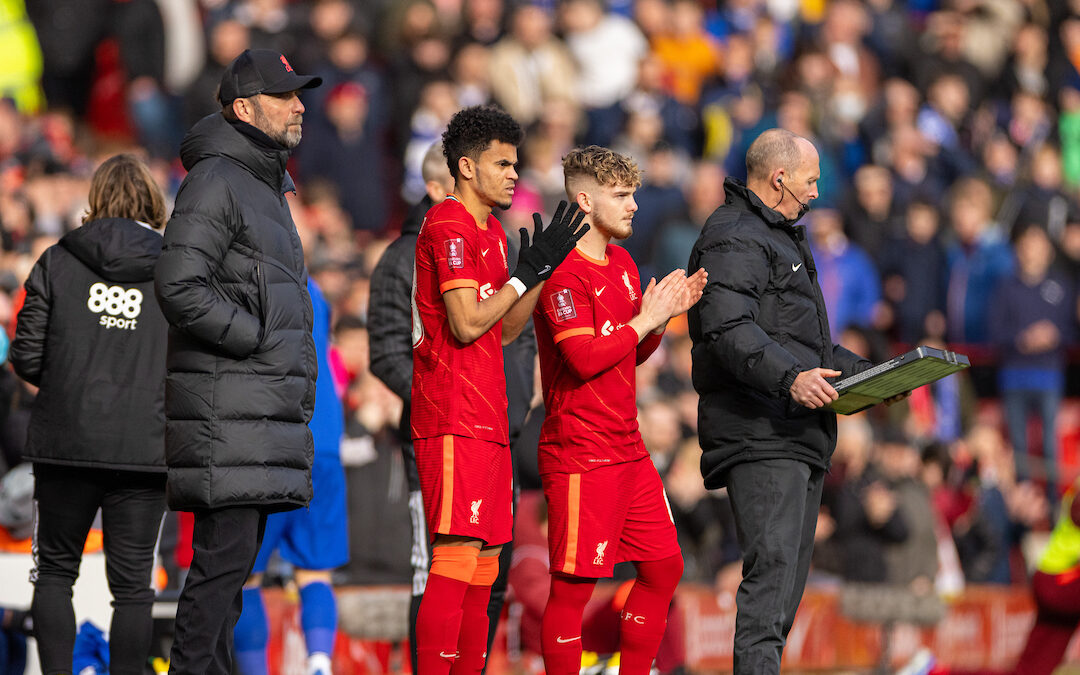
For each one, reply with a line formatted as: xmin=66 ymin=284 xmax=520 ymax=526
xmin=231 ymin=0 xmax=301 ymax=57
xmin=290 ymin=0 xmax=361 ymax=74
xmin=807 ymin=207 xmax=883 ymax=337
xmin=991 ymin=224 xmax=1075 ymax=501
xmin=879 ymin=200 xmax=949 ymax=344
xmin=560 ymin=0 xmax=648 ymax=144
xmin=663 ymin=438 xmax=740 ymax=585
xmin=945 ymin=176 xmax=1015 ymax=344
xmin=861 ymin=77 xmax=920 ymax=165
xmin=296 ymin=81 xmax=388 ymax=234
xmin=916 ymin=73 xmax=977 ymax=176
xmin=384 ymin=1 xmax=454 ymax=153
xmin=458 ymin=0 xmax=506 ymax=46
xmin=308 ymin=28 xmax=386 ymax=132
xmin=401 ymin=79 xmax=459 ymax=203
xmin=1000 ymin=23 xmax=1051 ymax=102
xmin=649 ymin=161 xmax=724 ymax=278
xmin=25 ymin=0 xmax=111 ymax=115
xmin=979 ymin=132 xmax=1021 ymax=204
xmin=863 ymin=0 xmax=914 ymax=80
xmin=1005 ymin=144 xmax=1080 ymax=239
xmin=1007 ymin=90 xmax=1054 ymax=152
xmin=487 ymin=4 xmax=575 ymax=127
xmin=960 ymin=424 xmax=1048 ymax=584
xmin=1060 ymin=86 xmax=1080 ymax=189
xmin=918 ymin=442 xmax=966 ymax=596
xmin=840 ymin=164 xmax=903 ymax=263
xmin=184 ymin=19 xmax=251 ymax=128
xmin=651 ymin=0 xmax=722 ymax=106
xmin=911 ymin=10 xmax=986 ymax=107
xmin=622 ymin=54 xmax=699 ymax=156
xmin=819 ymin=417 xmax=909 ymax=583
xmin=452 ymin=41 xmax=492 ymax=108
xmin=0 ymin=0 xmax=44 ymax=114
xmin=878 ymin=432 xmax=939 ymax=591
xmin=818 ymin=0 xmax=880 ymax=102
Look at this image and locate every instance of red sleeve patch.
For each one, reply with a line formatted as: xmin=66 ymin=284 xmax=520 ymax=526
xmin=445 ymin=238 xmax=465 ymax=270
xmin=550 ymin=288 xmax=577 ymax=322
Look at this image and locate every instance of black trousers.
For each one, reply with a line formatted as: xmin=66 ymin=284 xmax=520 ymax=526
xmin=725 ymin=458 xmax=824 ymax=675
xmin=31 ymin=463 xmax=166 ymax=675
xmin=168 ymin=506 xmax=266 ymax=675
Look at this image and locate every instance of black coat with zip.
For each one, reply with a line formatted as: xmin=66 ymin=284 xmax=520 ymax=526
xmin=11 ymin=218 xmax=168 ymax=472
xmin=688 ymin=178 xmax=871 ymax=488
xmin=155 ymin=113 xmax=316 ymax=512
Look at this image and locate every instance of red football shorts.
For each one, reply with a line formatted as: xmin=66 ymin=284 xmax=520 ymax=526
xmin=543 ymin=456 xmax=680 ymax=578
xmin=415 ymin=434 xmax=513 ymax=546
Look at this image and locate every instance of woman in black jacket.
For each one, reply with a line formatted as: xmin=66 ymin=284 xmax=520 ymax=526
xmin=10 ymin=154 xmax=170 ymax=675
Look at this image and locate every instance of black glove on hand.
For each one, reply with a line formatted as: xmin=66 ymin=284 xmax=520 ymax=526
xmin=513 ymin=200 xmax=589 ymax=290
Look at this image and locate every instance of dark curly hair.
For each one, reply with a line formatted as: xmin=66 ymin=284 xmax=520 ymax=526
xmin=442 ymin=105 xmax=524 ymax=180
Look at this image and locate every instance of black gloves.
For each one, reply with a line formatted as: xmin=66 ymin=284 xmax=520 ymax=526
xmin=513 ymin=200 xmax=589 ymax=291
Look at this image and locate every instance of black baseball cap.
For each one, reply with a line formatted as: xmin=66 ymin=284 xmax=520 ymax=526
xmin=218 ymin=49 xmax=322 ymax=105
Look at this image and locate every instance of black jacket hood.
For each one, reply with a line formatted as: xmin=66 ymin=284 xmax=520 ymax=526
xmin=180 ymin=113 xmax=296 ymax=195
xmin=61 ymin=218 xmax=162 ymax=283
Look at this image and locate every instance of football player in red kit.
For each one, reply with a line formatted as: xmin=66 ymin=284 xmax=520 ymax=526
xmin=411 ymin=105 xmax=588 ymax=675
xmin=533 ymin=145 xmax=707 ymax=675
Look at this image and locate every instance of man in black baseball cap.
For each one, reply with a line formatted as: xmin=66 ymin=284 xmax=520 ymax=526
xmin=157 ymin=48 xmax=321 ymax=675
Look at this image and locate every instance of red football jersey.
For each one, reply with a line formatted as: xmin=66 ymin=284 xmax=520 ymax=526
xmin=411 ymin=196 xmax=511 ymax=444
xmin=533 ymin=245 xmax=663 ymax=474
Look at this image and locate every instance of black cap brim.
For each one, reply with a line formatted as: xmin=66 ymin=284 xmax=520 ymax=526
xmin=261 ymin=72 xmax=322 ymax=95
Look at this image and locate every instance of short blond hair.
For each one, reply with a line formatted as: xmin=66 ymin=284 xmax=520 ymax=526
xmin=562 ymin=145 xmax=641 ymax=194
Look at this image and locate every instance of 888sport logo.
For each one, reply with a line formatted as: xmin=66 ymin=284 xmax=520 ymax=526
xmin=87 ymin=283 xmax=143 ymax=330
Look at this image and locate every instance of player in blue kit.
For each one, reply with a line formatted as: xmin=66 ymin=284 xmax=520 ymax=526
xmin=233 ymin=278 xmax=349 ymax=675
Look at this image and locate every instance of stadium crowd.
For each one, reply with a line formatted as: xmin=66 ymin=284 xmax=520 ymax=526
xmin=2 ymin=0 xmax=1080 ymax=670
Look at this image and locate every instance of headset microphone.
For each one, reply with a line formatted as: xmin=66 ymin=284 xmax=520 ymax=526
xmin=775 ymin=177 xmax=809 ymax=217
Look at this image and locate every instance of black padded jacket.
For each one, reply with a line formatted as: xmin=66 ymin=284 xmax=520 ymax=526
xmin=688 ymin=178 xmax=871 ymax=488
xmin=11 ymin=218 xmax=168 ymax=472
xmin=154 ymin=113 xmax=316 ymax=511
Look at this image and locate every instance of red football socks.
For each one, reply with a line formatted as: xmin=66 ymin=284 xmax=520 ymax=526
xmin=450 ymin=583 xmax=492 ymax=674
xmin=542 ymin=573 xmax=597 ymax=675
xmin=450 ymin=554 xmax=499 ymax=675
xmin=416 ymin=546 xmax=479 ymax=675
xmin=619 ymin=554 xmax=684 ymax=675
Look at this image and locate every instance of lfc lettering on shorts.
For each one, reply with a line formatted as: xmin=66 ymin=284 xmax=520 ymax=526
xmin=593 ymin=540 xmax=607 ymax=566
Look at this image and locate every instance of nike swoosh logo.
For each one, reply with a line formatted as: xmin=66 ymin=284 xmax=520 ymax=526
xmin=595 ymin=287 xmax=605 ymax=297
xmin=792 ymin=263 xmax=803 ymax=272
xmin=440 ymin=651 xmax=457 ymax=659
xmin=539 ymin=264 xmax=552 ymax=276
xmin=481 ymin=248 xmax=490 ymax=256
xmin=556 ymin=636 xmax=581 ymax=644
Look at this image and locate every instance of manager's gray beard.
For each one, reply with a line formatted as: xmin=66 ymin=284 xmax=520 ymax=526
xmin=251 ymin=99 xmax=303 ymax=149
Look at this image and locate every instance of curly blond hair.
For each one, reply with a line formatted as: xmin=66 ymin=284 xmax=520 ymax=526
xmin=562 ymin=145 xmax=641 ymax=193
